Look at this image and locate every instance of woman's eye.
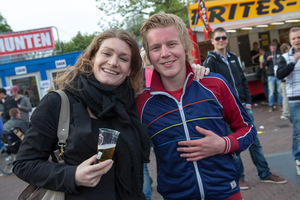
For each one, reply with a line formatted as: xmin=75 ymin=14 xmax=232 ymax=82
xmin=120 ymin=57 xmax=128 ymax=62
xmin=102 ymin=52 xmax=111 ymax=56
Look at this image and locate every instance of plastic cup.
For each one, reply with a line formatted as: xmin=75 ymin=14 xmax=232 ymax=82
xmin=95 ymin=128 xmax=120 ymax=163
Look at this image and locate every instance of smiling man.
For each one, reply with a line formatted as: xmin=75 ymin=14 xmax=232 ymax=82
xmin=277 ymin=27 xmax=300 ymax=176
xmin=203 ymin=27 xmax=287 ymax=190
xmin=136 ymin=13 xmax=257 ymax=200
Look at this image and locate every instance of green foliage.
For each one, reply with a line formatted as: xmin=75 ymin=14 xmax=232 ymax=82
xmin=55 ymin=32 xmax=97 ymax=54
xmin=0 ymin=12 xmax=13 ymax=33
xmin=96 ymin=0 xmax=199 ymax=37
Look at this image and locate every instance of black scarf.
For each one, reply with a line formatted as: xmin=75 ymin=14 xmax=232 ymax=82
xmin=66 ymin=74 xmax=150 ymax=200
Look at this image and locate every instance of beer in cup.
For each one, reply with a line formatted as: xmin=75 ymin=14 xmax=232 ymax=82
xmin=96 ymin=128 xmax=120 ymax=163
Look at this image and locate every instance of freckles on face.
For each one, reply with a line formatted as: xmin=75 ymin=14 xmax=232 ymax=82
xmin=92 ymin=38 xmax=132 ymax=88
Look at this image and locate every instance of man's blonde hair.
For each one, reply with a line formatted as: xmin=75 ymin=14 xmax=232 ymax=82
xmin=140 ymin=12 xmax=193 ymax=63
xmin=290 ymin=27 xmax=300 ymax=34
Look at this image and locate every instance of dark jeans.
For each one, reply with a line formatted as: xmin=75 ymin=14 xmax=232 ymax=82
xmin=233 ymin=105 xmax=272 ymax=180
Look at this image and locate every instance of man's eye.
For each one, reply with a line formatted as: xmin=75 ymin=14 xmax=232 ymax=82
xmin=151 ymin=46 xmax=159 ymax=51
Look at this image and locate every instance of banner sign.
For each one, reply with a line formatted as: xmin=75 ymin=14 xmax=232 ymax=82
xmin=197 ymin=0 xmax=212 ymax=42
xmin=0 ymin=27 xmax=56 ymax=57
xmin=188 ymin=0 xmax=300 ymax=28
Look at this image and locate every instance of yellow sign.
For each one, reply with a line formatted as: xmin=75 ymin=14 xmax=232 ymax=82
xmin=188 ymin=0 xmax=300 ymax=27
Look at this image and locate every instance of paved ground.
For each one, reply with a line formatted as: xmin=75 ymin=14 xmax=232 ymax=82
xmin=1 ymin=98 xmax=300 ymax=200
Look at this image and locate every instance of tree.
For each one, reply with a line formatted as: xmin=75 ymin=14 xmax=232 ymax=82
xmin=55 ymin=32 xmax=97 ymax=54
xmin=0 ymin=12 xmax=12 ymax=33
xmin=96 ymin=0 xmax=198 ymax=35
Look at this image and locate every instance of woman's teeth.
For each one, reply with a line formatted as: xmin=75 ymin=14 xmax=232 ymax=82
xmin=103 ymin=69 xmax=118 ymax=75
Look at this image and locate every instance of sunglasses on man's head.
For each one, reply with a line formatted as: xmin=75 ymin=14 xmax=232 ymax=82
xmin=214 ymin=36 xmax=227 ymax=41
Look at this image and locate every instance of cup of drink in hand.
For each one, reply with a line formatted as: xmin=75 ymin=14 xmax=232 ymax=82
xmin=95 ymin=128 xmax=120 ymax=163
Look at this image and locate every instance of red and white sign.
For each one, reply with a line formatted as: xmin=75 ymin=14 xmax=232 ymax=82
xmin=0 ymin=27 xmax=56 ymax=57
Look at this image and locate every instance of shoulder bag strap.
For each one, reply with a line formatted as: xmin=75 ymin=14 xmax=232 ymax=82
xmin=54 ymin=90 xmax=70 ymax=144
xmin=52 ymin=90 xmax=70 ymax=164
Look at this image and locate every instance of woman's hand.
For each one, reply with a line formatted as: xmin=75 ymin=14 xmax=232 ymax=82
xmin=75 ymin=155 xmax=113 ymax=187
xmin=191 ymin=63 xmax=210 ymax=81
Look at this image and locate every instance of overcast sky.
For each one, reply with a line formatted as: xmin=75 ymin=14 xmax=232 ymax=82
xmin=0 ymin=0 xmax=107 ymax=42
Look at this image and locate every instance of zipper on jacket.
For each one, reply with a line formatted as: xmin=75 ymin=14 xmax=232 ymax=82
xmin=223 ymin=57 xmax=239 ymax=99
xmin=178 ymin=100 xmax=205 ymax=200
xmin=150 ymin=73 xmax=205 ymax=199
xmin=178 ymin=73 xmax=205 ymax=200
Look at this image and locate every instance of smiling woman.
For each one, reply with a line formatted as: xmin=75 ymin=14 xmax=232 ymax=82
xmin=13 ymin=29 xmax=150 ymax=200
xmin=92 ymin=38 xmax=132 ymax=88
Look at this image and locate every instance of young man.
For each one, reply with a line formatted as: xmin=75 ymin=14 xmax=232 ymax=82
xmin=3 ymin=107 xmax=28 ymax=135
xmin=250 ymin=41 xmax=260 ymax=65
xmin=203 ymin=27 xmax=287 ymax=189
xmin=277 ymin=27 xmax=300 ymax=176
xmin=9 ymin=85 xmax=32 ymax=127
xmin=263 ymin=42 xmax=283 ymax=112
xmin=279 ymin=43 xmax=291 ymax=120
xmin=0 ymin=88 xmax=18 ymax=123
xmin=136 ymin=13 xmax=257 ymax=200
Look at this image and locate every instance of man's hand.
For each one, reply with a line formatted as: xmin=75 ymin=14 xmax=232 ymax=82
xmin=294 ymin=52 xmax=300 ymax=63
xmin=75 ymin=155 xmax=113 ymax=187
xmin=191 ymin=63 xmax=210 ymax=81
xmin=177 ymin=126 xmax=226 ymax=161
xmin=267 ymin=55 xmax=274 ymax=61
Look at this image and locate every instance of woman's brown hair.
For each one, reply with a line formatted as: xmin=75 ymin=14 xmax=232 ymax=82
xmin=54 ymin=29 xmax=143 ymax=94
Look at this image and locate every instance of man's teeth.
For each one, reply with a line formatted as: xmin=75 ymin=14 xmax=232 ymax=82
xmin=164 ymin=61 xmax=173 ymax=65
xmin=103 ymin=69 xmax=117 ymax=75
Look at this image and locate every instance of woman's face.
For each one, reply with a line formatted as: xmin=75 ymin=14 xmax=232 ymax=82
xmin=92 ymin=38 xmax=132 ymax=88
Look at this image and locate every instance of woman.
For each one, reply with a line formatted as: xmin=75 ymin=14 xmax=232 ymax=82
xmin=13 ymin=29 xmax=150 ymax=200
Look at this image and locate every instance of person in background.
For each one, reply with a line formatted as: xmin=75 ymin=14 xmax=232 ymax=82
xmin=0 ymin=117 xmax=3 ymax=148
xmin=141 ymin=47 xmax=154 ymax=88
xmin=0 ymin=88 xmax=18 ymax=123
xmin=263 ymin=42 xmax=283 ymax=112
xmin=13 ymin=29 xmax=150 ymax=200
xmin=277 ymin=27 xmax=300 ymax=176
xmin=3 ymin=108 xmax=28 ymax=135
xmin=258 ymin=47 xmax=268 ymax=104
xmin=0 ymin=99 xmax=4 ymax=113
xmin=140 ymin=47 xmax=153 ymax=200
xmin=9 ymin=86 xmax=32 ymax=127
xmin=137 ymin=12 xmax=257 ymax=200
xmin=203 ymin=27 xmax=287 ymax=190
xmin=272 ymin=38 xmax=281 ymax=49
xmin=279 ymin=43 xmax=291 ymax=120
xmin=251 ymin=41 xmax=260 ymax=65
xmin=24 ymin=90 xmax=30 ymax=100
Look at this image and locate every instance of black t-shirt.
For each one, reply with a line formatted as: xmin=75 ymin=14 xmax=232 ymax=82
xmin=1 ymin=96 xmax=18 ymax=123
xmin=250 ymin=49 xmax=259 ymax=65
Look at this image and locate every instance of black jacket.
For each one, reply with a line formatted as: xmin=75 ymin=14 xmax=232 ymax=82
xmin=204 ymin=50 xmax=252 ymax=105
xmin=263 ymin=50 xmax=281 ymax=76
xmin=1 ymin=95 xmax=18 ymax=123
xmin=13 ymin=91 xmax=140 ymax=200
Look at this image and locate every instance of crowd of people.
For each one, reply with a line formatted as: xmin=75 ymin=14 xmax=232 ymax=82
xmin=0 ymin=12 xmax=299 ymax=200
xmin=0 ymin=87 xmax=32 ymax=148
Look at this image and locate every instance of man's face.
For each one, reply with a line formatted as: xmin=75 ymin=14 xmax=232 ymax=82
xmin=211 ymin=31 xmax=228 ymax=51
xmin=10 ymin=90 xmax=16 ymax=97
xmin=0 ymin=93 xmax=4 ymax=100
xmin=269 ymin=45 xmax=277 ymax=53
xmin=146 ymin=25 xmax=187 ymax=86
xmin=290 ymin=30 xmax=300 ymax=52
